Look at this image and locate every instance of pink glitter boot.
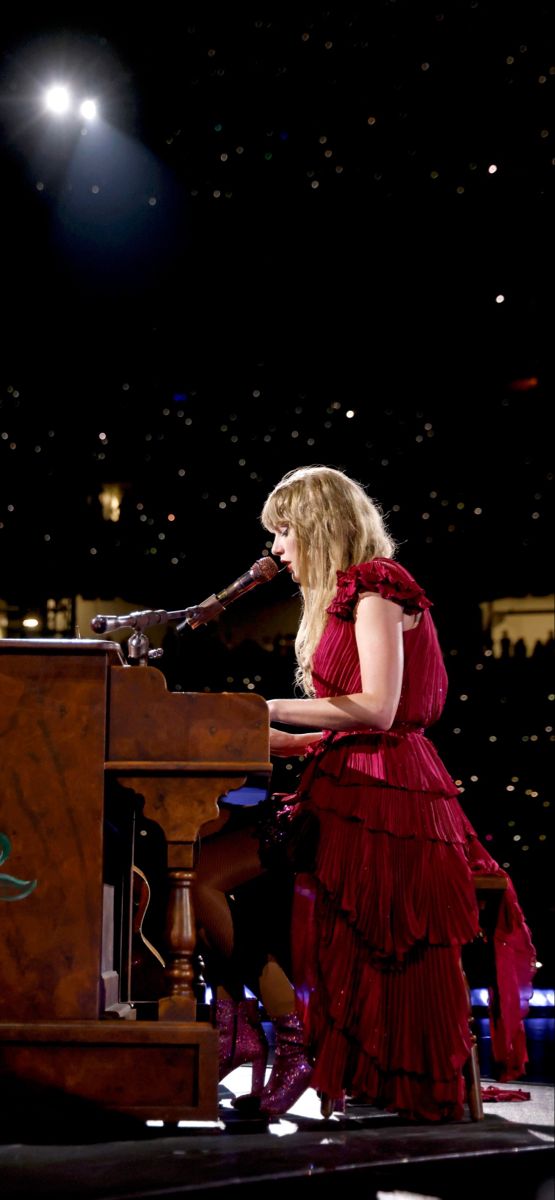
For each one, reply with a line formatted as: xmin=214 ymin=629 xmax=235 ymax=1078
xmin=217 ymin=998 xmax=269 ymax=1096
xmin=258 ymin=1011 xmax=313 ymax=1117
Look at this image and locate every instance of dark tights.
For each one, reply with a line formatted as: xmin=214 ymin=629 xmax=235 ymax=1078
xmin=193 ymin=807 xmax=295 ymax=1017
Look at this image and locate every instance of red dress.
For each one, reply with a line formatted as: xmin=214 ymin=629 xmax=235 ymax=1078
xmin=290 ymin=559 xmax=536 ymax=1121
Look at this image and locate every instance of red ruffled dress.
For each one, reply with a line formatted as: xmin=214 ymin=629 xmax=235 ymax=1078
xmin=290 ymin=559 xmax=536 ymax=1121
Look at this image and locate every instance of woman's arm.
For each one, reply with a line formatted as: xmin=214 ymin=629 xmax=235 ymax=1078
xmin=268 ymin=593 xmax=404 ymax=732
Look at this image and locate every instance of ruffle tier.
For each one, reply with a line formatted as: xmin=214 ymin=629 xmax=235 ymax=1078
xmin=308 ymin=796 xmax=481 ymax=958
xmin=298 ymin=728 xmax=463 ymax=801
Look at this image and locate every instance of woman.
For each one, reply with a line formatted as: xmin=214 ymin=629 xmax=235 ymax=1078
xmin=266 ymin=464 xmax=536 ymax=1119
xmin=195 ymin=464 xmax=535 ymax=1122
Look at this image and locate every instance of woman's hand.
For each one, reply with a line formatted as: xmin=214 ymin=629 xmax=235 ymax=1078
xmin=269 ymin=728 xmax=323 ymax=758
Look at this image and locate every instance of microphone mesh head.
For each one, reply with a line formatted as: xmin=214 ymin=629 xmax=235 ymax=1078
xmin=253 ymin=556 xmax=279 ymax=582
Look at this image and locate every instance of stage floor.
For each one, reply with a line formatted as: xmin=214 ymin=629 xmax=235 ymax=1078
xmin=1 ymin=1070 xmax=553 ymax=1200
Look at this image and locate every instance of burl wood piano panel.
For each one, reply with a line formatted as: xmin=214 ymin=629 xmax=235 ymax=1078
xmin=0 ymin=651 xmax=108 ymax=1021
xmin=107 ymin=665 xmax=269 ymax=764
xmin=0 ymin=1022 xmax=218 ymax=1121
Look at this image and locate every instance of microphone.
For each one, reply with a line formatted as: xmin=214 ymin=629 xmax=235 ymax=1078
xmin=177 ymin=556 xmax=279 ymax=631
xmin=215 ymin=556 xmax=278 ymax=606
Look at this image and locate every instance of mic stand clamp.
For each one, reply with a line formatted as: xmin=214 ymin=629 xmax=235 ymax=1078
xmin=90 ymin=608 xmax=170 ymax=667
xmin=127 ymin=631 xmax=164 ymax=667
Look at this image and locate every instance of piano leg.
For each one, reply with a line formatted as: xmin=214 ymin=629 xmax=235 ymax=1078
xmin=158 ymin=844 xmax=197 ymax=1021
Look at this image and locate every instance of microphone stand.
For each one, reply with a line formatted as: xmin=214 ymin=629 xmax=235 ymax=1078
xmin=90 ymin=559 xmax=282 ymax=665
xmin=90 ymin=597 xmax=226 ymax=666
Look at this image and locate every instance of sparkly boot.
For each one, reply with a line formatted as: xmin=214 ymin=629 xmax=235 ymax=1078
xmin=217 ymin=998 xmax=269 ymax=1096
xmin=257 ymin=1011 xmax=313 ymax=1117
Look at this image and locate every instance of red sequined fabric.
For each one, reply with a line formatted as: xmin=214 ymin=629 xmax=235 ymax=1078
xmin=291 ymin=559 xmax=536 ymax=1121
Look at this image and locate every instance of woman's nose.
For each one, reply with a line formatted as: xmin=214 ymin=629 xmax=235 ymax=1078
xmin=272 ymin=534 xmax=282 ymax=555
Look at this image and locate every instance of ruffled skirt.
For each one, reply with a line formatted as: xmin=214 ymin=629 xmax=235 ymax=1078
xmin=290 ymin=733 xmax=536 ymax=1121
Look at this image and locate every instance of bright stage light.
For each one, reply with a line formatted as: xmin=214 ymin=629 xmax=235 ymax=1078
xmin=45 ymin=85 xmax=71 ymax=115
xmin=79 ymin=99 xmax=97 ymax=121
xmin=42 ymin=88 xmax=99 ymax=122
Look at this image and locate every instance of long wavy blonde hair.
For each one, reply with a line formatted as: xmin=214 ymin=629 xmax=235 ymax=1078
xmin=261 ymin=465 xmax=396 ymax=694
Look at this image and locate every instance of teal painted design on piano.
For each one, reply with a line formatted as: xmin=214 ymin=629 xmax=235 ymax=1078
xmin=0 ymin=832 xmax=37 ymax=901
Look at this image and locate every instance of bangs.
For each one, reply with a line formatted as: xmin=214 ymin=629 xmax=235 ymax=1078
xmin=261 ymin=489 xmax=292 ymax=531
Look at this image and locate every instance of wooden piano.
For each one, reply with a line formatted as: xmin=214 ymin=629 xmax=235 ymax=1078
xmin=0 ymin=639 xmax=271 ymax=1124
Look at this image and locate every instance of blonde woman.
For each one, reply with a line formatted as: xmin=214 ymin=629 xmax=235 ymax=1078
xmin=195 ymin=465 xmax=535 ymax=1121
xmin=259 ymin=464 xmax=534 ymax=1121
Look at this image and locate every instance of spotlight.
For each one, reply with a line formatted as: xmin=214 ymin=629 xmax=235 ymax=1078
xmin=45 ymin=85 xmax=71 ymax=115
xmin=79 ymin=99 xmax=97 ymax=121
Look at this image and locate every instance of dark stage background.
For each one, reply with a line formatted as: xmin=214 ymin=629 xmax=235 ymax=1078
xmin=1 ymin=5 xmax=553 ymax=983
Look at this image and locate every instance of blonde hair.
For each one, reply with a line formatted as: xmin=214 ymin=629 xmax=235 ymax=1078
xmin=261 ymin=465 xmax=396 ymax=693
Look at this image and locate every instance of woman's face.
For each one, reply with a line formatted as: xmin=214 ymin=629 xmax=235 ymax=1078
xmin=271 ymin=524 xmax=301 ymax=583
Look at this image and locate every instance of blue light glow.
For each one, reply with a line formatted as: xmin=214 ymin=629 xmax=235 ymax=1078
xmin=471 ymin=988 xmax=554 ymax=1008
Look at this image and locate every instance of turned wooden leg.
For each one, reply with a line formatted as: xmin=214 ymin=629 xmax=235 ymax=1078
xmin=159 ymin=845 xmax=197 ymax=1021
